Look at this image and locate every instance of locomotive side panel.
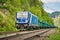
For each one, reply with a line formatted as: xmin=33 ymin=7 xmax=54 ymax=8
xmin=31 ymin=15 xmax=38 ymax=26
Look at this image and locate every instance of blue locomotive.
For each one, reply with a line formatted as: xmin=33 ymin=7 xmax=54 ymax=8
xmin=16 ymin=11 xmax=55 ymax=30
xmin=16 ymin=11 xmax=39 ymax=29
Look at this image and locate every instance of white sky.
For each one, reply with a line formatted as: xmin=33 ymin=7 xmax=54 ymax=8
xmin=41 ymin=0 xmax=60 ymax=3
xmin=41 ymin=0 xmax=60 ymax=13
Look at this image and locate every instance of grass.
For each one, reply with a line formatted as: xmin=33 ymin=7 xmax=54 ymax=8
xmin=47 ymin=28 xmax=60 ymax=40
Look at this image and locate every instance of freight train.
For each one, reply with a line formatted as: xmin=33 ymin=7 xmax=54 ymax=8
xmin=16 ymin=11 xmax=55 ymax=30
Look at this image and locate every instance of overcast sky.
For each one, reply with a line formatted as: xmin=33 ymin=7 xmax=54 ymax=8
xmin=41 ymin=0 xmax=60 ymax=13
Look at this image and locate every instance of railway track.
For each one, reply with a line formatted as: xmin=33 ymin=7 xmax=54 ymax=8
xmin=0 ymin=28 xmax=55 ymax=40
xmin=25 ymin=28 xmax=55 ymax=40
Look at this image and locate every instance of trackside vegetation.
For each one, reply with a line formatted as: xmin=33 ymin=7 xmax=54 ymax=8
xmin=47 ymin=16 xmax=60 ymax=40
xmin=0 ymin=0 xmax=53 ymax=32
xmin=47 ymin=28 xmax=60 ymax=40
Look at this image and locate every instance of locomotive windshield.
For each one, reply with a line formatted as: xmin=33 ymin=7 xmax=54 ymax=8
xmin=17 ymin=11 xmax=28 ymax=18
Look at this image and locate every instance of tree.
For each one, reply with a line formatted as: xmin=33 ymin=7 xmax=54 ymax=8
xmin=54 ymin=17 xmax=60 ymax=27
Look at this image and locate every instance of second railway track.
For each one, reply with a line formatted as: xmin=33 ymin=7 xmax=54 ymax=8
xmin=0 ymin=28 xmax=55 ymax=40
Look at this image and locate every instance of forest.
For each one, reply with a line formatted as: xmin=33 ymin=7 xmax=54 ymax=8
xmin=0 ymin=0 xmax=53 ymax=32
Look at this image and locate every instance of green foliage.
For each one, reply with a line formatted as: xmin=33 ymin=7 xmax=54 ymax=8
xmin=48 ymin=33 xmax=60 ymax=40
xmin=54 ymin=17 xmax=60 ymax=27
xmin=0 ymin=15 xmax=3 ymax=22
xmin=0 ymin=0 xmax=53 ymax=32
xmin=47 ymin=28 xmax=60 ymax=40
xmin=0 ymin=0 xmax=7 ymax=3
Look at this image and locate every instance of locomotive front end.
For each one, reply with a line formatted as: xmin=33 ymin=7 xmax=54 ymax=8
xmin=16 ymin=11 xmax=29 ymax=29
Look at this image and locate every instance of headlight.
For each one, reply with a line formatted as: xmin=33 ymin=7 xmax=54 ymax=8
xmin=25 ymin=20 xmax=28 ymax=23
